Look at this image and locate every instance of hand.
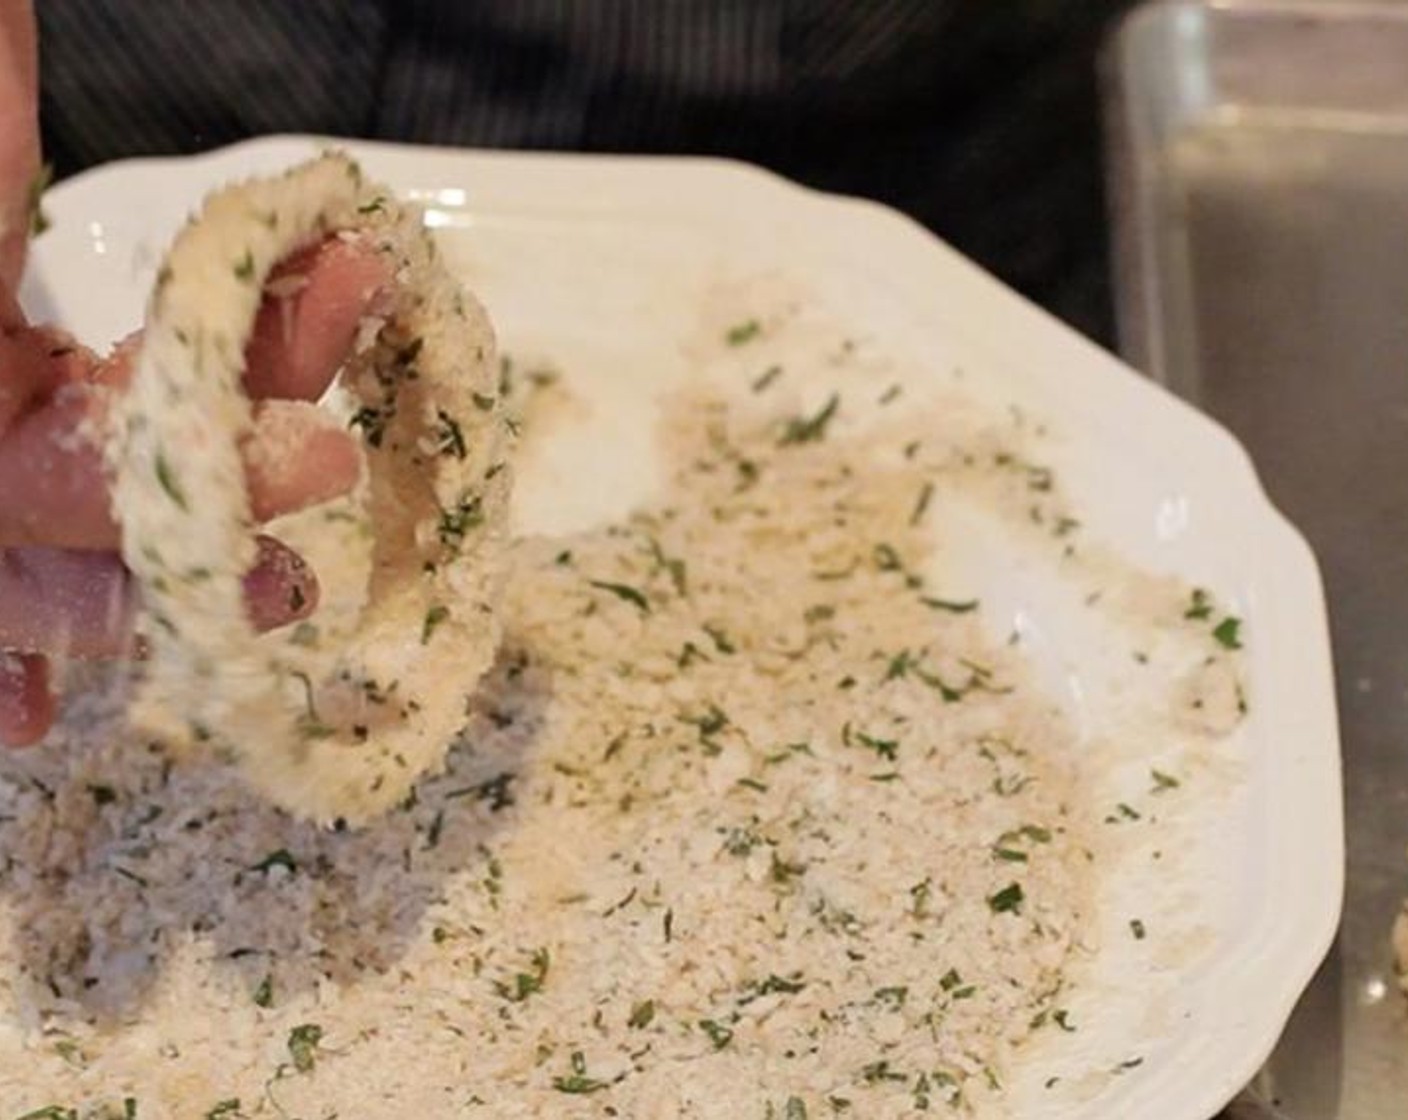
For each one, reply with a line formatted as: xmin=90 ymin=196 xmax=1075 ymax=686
xmin=0 ymin=7 xmax=391 ymax=746
xmin=0 ymin=237 xmax=389 ymax=744
xmin=0 ymin=2 xmax=388 ymax=744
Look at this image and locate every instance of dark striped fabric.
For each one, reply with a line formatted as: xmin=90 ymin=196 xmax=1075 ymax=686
xmin=35 ymin=1 xmax=1135 ymax=343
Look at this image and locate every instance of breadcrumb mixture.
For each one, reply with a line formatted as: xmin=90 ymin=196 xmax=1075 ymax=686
xmin=0 ymin=388 xmax=1099 ymax=1119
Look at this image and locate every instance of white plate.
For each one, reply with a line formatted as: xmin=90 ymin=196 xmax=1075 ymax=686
xmin=20 ymin=136 xmax=1342 ymax=1119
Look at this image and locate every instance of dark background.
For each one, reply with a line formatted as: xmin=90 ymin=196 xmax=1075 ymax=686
xmin=36 ymin=0 xmax=1138 ymax=345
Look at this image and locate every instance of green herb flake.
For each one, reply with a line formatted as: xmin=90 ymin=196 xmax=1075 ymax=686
xmin=425 ymin=808 xmax=445 ymax=849
xmin=553 ymin=1051 xmax=608 ymax=1094
xmin=852 ymin=729 xmax=899 ymax=762
xmin=435 ymin=410 xmax=468 ymax=459
xmin=114 ymin=865 xmax=149 ymax=888
xmin=286 ymin=1023 xmax=323 ymax=1073
xmin=154 ymin=452 xmax=189 ymax=511
xmin=723 ymin=826 xmax=760 ymax=856
xmin=748 ymin=973 xmax=806 ymax=999
xmin=589 ymin=580 xmax=651 ymax=613
xmin=14 ymin=1108 xmax=78 ymax=1120
xmin=1052 ymin=1009 xmax=1076 ymax=1032
xmin=779 ymin=393 xmax=841 ymax=446
xmin=785 ymin=1098 xmax=809 ymax=1120
xmin=252 ymin=974 xmax=273 ymax=1008
xmin=1213 ymin=616 xmax=1243 ymax=650
xmin=421 ymin=604 xmax=451 ymax=645
xmin=348 ymin=405 xmax=389 ymax=448
xmin=628 ymin=999 xmax=656 ymax=1029
xmin=233 ymin=250 xmax=256 ymax=283
xmin=699 ymin=1018 xmax=734 ymax=1050
xmin=1151 ymin=769 xmax=1181 ymax=793
xmin=203 ymin=1102 xmax=242 ymax=1120
xmin=725 ymin=318 xmax=762 ymax=346
xmin=88 ymin=784 xmax=117 ymax=806
xmin=921 ymin=596 xmax=979 ymax=614
xmin=703 ymin=625 xmax=736 ymax=654
xmin=987 ymin=882 xmax=1025 ymax=915
xmin=860 ymin=1059 xmax=907 ymax=1085
xmin=357 ymin=196 xmax=387 ymax=214
xmin=1185 ymin=588 xmax=1213 ymax=620
xmin=910 ymin=482 xmax=935 ymax=526
xmin=437 ymin=495 xmax=484 ymax=549
xmin=52 ymin=1040 xmax=83 ymax=1067
xmin=495 ymin=946 xmax=551 ymax=1002
xmin=993 ymin=847 xmax=1029 ymax=863
xmin=1130 ymin=918 xmax=1147 ymax=941
xmin=872 ymin=544 xmax=902 ymax=572
xmin=444 ymin=770 xmax=516 ymax=811
xmin=646 ymin=538 xmax=688 ymax=596
xmin=752 ymin=364 xmax=783 ymax=393
xmin=883 ymin=649 xmax=917 ymax=681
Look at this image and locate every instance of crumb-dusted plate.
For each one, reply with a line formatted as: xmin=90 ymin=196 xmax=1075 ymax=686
xmin=20 ymin=136 xmax=1342 ymax=1120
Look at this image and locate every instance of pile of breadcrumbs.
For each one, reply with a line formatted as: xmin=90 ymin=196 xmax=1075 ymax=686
xmin=0 ymin=383 xmax=1095 ymax=1119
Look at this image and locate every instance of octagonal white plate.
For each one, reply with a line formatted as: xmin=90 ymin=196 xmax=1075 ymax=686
xmin=19 ymin=136 xmax=1341 ymax=1119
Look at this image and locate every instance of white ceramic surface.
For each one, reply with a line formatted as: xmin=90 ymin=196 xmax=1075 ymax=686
xmin=19 ymin=136 xmax=1342 ymax=1119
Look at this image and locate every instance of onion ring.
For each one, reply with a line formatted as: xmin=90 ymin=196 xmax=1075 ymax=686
xmin=108 ymin=153 xmax=512 ymax=824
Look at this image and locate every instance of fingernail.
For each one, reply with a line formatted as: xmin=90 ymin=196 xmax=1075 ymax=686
xmin=243 ymin=535 xmax=320 ymax=632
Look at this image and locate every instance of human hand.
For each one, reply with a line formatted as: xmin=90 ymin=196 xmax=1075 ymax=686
xmin=0 ymin=185 xmax=388 ymax=742
xmin=0 ymin=4 xmax=395 ymax=746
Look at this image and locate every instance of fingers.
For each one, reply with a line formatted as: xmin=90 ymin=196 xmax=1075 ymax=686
xmin=0 ymin=546 xmax=131 ymax=658
xmin=0 ymin=323 xmax=85 ymax=435
xmin=0 ymin=653 xmax=53 ymax=747
xmin=244 ymin=237 xmax=391 ymax=402
xmin=0 ymin=535 xmax=320 ymax=659
xmin=0 ymin=286 xmax=25 ymax=332
xmin=0 ymin=389 xmax=363 ymax=549
xmin=96 ymin=238 xmax=390 ymax=401
xmin=242 ymin=400 xmax=364 ymax=523
xmin=0 ymin=237 xmax=379 ymax=550
xmin=0 ymin=536 xmax=319 ymax=747
xmin=0 ymin=0 xmax=39 ymax=295
xmin=0 ymin=378 xmax=116 ymax=548
xmin=242 ymin=534 xmax=320 ymax=632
